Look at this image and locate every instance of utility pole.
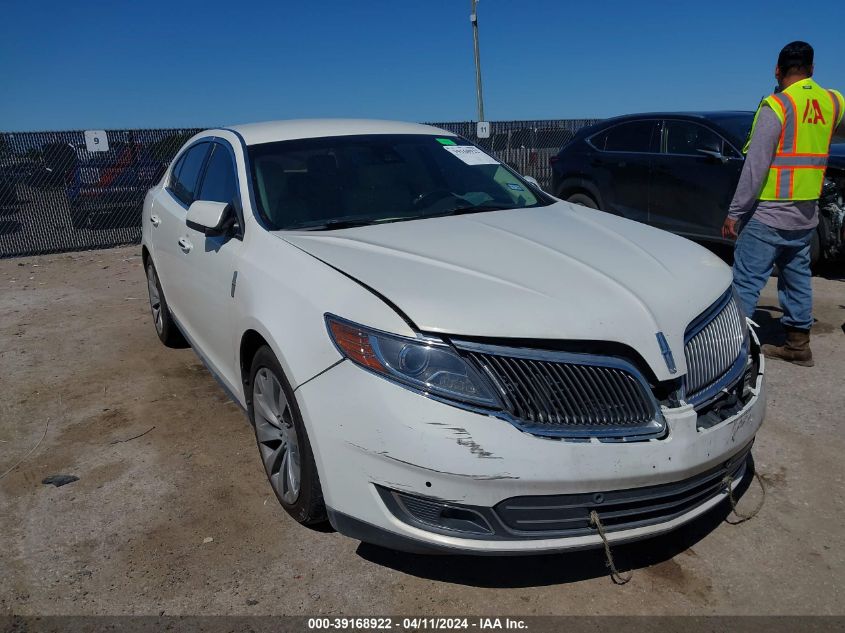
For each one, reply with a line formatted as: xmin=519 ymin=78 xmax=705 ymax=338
xmin=470 ymin=0 xmax=485 ymax=122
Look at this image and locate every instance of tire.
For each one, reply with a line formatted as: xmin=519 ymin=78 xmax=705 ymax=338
xmin=809 ymin=213 xmax=835 ymax=272
xmin=248 ymin=345 xmax=326 ymax=525
xmin=566 ymin=192 xmax=599 ymax=209
xmin=145 ymin=260 xmax=187 ymax=348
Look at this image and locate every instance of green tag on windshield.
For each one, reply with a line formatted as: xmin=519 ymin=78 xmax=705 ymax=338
xmin=436 ymin=137 xmax=457 ymax=145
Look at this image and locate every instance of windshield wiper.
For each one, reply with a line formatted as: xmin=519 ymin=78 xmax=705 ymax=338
xmin=418 ymin=203 xmax=512 ymax=220
xmin=288 ymin=218 xmax=377 ymax=231
xmin=287 ymin=204 xmax=513 ymax=230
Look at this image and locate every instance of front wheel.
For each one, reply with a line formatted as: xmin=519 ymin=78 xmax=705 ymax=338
xmin=248 ymin=346 xmax=326 ymax=525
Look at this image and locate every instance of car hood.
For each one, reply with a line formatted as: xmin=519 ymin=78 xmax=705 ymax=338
xmin=280 ymin=202 xmax=732 ymax=380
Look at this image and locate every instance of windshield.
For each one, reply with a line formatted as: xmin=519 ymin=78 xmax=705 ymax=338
xmin=248 ymin=134 xmax=550 ymax=230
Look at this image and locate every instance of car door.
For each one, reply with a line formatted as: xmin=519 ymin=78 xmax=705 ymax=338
xmin=649 ymin=119 xmax=744 ymax=241
xmin=173 ymin=141 xmax=244 ymax=390
xmin=587 ymin=120 xmax=659 ymax=223
xmin=153 ymin=141 xmax=211 ymax=320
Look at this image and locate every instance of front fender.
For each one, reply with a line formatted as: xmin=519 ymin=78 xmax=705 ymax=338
xmin=233 ymin=231 xmax=416 ymax=396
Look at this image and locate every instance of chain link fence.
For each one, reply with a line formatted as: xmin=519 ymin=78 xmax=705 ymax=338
xmin=0 ymin=120 xmax=597 ymax=259
xmin=0 ymin=129 xmax=201 ymax=258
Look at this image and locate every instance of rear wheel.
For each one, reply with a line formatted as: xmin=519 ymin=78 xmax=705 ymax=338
xmin=566 ymin=192 xmax=599 ymax=209
xmin=248 ymin=346 xmax=326 ymax=525
xmin=810 ymin=213 xmax=836 ymax=272
xmin=145 ymin=261 xmax=187 ymax=347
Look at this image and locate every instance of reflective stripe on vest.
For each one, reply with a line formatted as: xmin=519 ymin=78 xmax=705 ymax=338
xmin=771 ymin=154 xmax=828 ymax=167
xmin=747 ymin=78 xmax=844 ymax=201
xmin=770 ymin=92 xmax=797 ymax=154
xmin=774 ymin=168 xmax=793 ymax=199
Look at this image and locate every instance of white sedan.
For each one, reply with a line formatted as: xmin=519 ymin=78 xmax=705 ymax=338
xmin=141 ymin=119 xmax=765 ymax=554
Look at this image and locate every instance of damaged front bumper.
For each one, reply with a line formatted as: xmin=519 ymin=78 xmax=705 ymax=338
xmin=295 ymin=339 xmax=766 ymax=555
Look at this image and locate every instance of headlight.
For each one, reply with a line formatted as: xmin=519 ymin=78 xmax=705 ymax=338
xmin=325 ymin=314 xmax=501 ymax=408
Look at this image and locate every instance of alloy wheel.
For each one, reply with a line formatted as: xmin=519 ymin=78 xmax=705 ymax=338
xmin=146 ymin=265 xmax=164 ymax=335
xmin=253 ymin=368 xmax=301 ymax=504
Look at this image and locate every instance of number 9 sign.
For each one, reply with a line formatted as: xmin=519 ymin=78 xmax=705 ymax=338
xmin=84 ymin=130 xmax=109 ymax=152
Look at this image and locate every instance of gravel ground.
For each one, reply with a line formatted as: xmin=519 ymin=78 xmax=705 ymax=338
xmin=1 ymin=246 xmax=843 ymax=616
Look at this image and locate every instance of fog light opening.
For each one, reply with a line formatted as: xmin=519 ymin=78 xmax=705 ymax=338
xmin=382 ymin=488 xmax=495 ymax=537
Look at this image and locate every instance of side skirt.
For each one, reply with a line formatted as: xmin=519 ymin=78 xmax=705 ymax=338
xmin=169 ymin=311 xmax=247 ymax=414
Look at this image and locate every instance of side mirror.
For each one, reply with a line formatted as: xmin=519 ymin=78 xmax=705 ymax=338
xmin=523 ymin=176 xmax=541 ymax=189
xmin=186 ymin=200 xmax=234 ymax=236
xmin=696 ymin=148 xmax=729 ymax=164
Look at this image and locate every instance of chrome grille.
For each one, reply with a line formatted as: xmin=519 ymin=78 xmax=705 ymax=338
xmin=684 ymin=293 xmax=747 ymax=403
xmin=462 ymin=347 xmax=663 ymax=439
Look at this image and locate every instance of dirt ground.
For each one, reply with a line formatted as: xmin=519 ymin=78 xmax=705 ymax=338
xmin=1 ymin=246 xmax=844 ymax=616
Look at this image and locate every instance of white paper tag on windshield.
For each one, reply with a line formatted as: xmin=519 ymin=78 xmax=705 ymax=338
xmin=442 ymin=145 xmax=499 ymax=165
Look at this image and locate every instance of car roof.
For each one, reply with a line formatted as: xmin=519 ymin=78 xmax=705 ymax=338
xmin=597 ymin=111 xmax=755 ymax=125
xmin=215 ymin=119 xmax=453 ymax=146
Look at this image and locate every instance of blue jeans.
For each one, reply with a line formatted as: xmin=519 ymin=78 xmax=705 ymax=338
xmin=732 ymin=218 xmax=814 ymax=330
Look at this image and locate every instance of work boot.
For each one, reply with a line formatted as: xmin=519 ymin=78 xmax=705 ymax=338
xmin=761 ymin=328 xmax=815 ymax=367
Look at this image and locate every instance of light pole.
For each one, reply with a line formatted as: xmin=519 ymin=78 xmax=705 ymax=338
xmin=470 ymin=0 xmax=485 ymax=122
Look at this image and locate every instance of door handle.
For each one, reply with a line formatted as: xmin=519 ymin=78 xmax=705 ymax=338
xmin=149 ymin=214 xmax=161 ymax=227
xmin=177 ymin=237 xmax=193 ymax=253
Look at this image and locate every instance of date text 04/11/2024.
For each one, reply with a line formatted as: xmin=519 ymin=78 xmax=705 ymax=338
xmin=306 ymin=617 xmax=529 ymax=630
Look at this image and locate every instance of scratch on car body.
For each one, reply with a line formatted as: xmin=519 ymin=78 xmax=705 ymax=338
xmin=357 ymin=447 xmax=518 ymax=480
xmin=446 ymin=426 xmax=502 ymax=459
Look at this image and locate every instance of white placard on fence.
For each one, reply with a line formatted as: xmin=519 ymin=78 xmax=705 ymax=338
xmin=84 ymin=130 xmax=109 ymax=152
xmin=476 ymin=121 xmax=490 ymax=139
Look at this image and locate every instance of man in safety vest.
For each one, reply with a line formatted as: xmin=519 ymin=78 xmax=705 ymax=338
xmin=721 ymin=41 xmax=844 ymax=367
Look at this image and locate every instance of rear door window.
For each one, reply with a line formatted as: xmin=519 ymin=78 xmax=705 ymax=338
xmin=591 ymin=121 xmax=658 ymax=153
xmin=170 ymin=142 xmax=210 ymax=206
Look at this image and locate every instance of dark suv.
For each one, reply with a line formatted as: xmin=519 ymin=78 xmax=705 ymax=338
xmin=550 ymin=112 xmax=845 ymax=265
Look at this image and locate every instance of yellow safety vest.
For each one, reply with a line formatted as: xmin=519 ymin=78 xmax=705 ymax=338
xmin=743 ymin=78 xmax=844 ymax=201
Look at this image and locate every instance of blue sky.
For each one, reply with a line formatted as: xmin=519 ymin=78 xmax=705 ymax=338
xmin=1 ymin=0 xmax=843 ymax=131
